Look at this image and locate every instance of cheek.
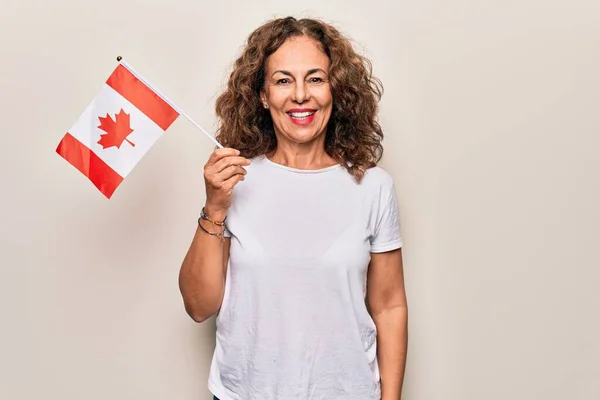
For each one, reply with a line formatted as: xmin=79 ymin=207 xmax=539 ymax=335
xmin=316 ymin=89 xmax=333 ymax=109
xmin=266 ymin=90 xmax=289 ymax=111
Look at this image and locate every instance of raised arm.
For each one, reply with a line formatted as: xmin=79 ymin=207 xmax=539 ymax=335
xmin=178 ymin=148 xmax=250 ymax=322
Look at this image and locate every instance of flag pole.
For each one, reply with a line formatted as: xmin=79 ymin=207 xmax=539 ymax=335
xmin=115 ymin=56 xmax=223 ymax=149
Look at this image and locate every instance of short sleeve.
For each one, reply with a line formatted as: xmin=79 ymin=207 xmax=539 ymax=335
xmin=369 ymin=181 xmax=402 ymax=253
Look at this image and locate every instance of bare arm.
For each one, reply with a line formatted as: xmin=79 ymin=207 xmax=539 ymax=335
xmin=367 ymin=248 xmax=408 ymax=400
xmin=178 ymin=219 xmax=230 ymax=322
xmin=178 ymin=148 xmax=250 ymax=323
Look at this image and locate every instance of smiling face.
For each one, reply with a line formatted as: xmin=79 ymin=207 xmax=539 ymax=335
xmin=261 ymin=36 xmax=333 ymax=148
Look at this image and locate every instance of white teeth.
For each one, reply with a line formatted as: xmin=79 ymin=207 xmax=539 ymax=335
xmin=289 ymin=111 xmax=315 ymax=118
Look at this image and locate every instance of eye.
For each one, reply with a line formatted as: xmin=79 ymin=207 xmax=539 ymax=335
xmin=308 ymin=77 xmax=324 ymax=83
xmin=276 ymin=78 xmax=291 ymax=85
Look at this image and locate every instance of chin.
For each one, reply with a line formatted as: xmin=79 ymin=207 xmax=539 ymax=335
xmin=287 ymin=131 xmax=323 ymax=144
xmin=285 ymin=123 xmax=326 ymax=141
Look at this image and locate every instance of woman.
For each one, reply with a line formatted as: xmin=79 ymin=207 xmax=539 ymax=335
xmin=179 ymin=16 xmax=408 ymax=400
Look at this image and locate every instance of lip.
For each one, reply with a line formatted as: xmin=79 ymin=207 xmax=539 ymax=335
xmin=287 ymin=108 xmax=317 ymax=113
xmin=287 ymin=108 xmax=317 ymax=126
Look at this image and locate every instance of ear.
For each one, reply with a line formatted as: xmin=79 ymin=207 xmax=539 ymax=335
xmin=259 ymin=90 xmax=269 ymax=109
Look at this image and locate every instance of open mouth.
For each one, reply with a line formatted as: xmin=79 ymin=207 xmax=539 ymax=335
xmin=289 ymin=111 xmax=315 ymax=119
xmin=287 ymin=110 xmax=317 ymax=125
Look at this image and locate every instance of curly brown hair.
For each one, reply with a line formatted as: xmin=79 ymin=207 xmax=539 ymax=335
xmin=214 ymin=16 xmax=384 ymax=181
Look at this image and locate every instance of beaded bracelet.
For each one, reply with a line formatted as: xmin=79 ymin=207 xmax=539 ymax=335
xmin=200 ymin=207 xmax=227 ymax=226
xmin=197 ymin=217 xmax=225 ymax=242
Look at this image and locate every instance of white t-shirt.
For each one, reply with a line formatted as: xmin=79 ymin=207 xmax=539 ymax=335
xmin=207 ymin=155 xmax=402 ymax=400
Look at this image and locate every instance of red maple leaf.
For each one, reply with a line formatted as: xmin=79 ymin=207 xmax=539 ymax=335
xmin=97 ymin=109 xmax=135 ymax=149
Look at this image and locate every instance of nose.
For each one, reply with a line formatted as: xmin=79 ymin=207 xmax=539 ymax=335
xmin=292 ymin=81 xmax=310 ymax=104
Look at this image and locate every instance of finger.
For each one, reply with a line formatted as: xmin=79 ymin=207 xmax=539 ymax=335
xmin=222 ymin=172 xmax=246 ymax=192
xmin=211 ymin=156 xmax=251 ymax=174
xmin=214 ymin=165 xmax=247 ymax=183
xmin=206 ymin=147 xmax=240 ymax=167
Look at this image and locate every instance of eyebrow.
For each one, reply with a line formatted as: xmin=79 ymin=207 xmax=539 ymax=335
xmin=271 ymin=68 xmax=327 ymax=77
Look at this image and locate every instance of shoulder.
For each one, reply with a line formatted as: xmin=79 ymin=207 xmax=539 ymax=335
xmin=248 ymin=154 xmax=267 ymax=166
xmin=360 ymin=165 xmax=396 ymax=190
xmin=244 ymin=154 xmax=269 ymax=173
xmin=354 ymin=165 xmax=398 ymax=209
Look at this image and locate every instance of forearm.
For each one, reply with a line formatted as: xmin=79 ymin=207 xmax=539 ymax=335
xmin=178 ymin=214 xmax=228 ymax=322
xmin=373 ymin=305 xmax=408 ymax=400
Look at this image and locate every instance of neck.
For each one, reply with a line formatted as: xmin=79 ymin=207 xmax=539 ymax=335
xmin=268 ymin=138 xmax=336 ymax=170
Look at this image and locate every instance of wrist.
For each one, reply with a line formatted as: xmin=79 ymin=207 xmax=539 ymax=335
xmin=203 ymin=203 xmax=228 ymax=222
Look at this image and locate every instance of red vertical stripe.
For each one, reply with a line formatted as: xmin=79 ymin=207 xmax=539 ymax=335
xmin=56 ymin=133 xmax=124 ymax=199
xmin=106 ymin=64 xmax=179 ymax=130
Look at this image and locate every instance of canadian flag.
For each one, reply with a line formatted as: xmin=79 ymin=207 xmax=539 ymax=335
xmin=56 ymin=62 xmax=180 ymax=198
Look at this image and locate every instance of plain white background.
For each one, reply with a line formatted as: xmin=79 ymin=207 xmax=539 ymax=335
xmin=1 ymin=0 xmax=599 ymax=399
